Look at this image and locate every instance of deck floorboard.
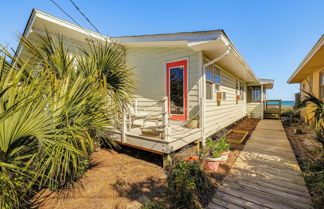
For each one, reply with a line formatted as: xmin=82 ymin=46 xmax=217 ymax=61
xmin=208 ymin=119 xmax=313 ymax=209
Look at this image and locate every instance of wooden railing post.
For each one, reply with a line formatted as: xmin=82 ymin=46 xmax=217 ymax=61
xmin=162 ymin=96 xmax=170 ymax=140
xmin=121 ymin=109 xmax=127 ymax=143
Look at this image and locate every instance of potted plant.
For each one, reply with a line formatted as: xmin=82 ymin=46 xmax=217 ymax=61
xmin=200 ymin=138 xmax=222 ymax=172
xmin=218 ymin=137 xmax=231 ymax=164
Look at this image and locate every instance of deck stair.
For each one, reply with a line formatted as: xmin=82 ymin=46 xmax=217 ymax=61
xmin=207 ymin=120 xmax=313 ymax=209
xmin=263 ymin=100 xmax=282 ymax=119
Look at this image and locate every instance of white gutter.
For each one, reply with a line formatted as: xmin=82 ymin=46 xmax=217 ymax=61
xmin=200 ymin=46 xmax=230 ymax=146
xmin=203 ymin=46 xmax=231 ymax=68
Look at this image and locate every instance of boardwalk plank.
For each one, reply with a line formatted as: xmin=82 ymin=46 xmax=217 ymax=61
xmin=207 ymin=120 xmax=313 ymax=209
xmin=214 ymin=191 xmax=268 ymax=209
xmin=222 ymin=180 xmax=313 ymax=205
xmin=210 ymin=196 xmax=245 ymax=209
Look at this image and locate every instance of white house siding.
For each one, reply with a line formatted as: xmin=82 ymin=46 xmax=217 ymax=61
xmin=125 ymin=47 xmax=199 ymax=117
xmin=203 ymin=61 xmax=247 ymax=138
xmin=246 ymin=103 xmax=263 ymax=118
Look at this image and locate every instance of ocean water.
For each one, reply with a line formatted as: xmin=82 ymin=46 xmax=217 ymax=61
xmin=282 ymin=101 xmax=295 ymax=107
xmin=267 ymin=101 xmax=295 ymax=107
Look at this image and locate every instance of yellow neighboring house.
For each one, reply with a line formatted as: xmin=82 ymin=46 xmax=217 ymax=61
xmin=287 ymin=35 xmax=324 ymax=122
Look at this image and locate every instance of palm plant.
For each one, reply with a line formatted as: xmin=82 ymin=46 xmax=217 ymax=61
xmin=0 ymin=54 xmax=77 ymax=208
xmin=299 ymin=91 xmax=324 ymax=145
xmin=0 ymin=31 xmax=133 ymax=207
xmin=76 ymin=40 xmax=134 ymax=110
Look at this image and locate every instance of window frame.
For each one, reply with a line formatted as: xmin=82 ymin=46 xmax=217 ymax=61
xmin=240 ymin=82 xmax=245 ymax=100
xmin=320 ymin=72 xmax=324 ymax=99
xmin=205 ymin=64 xmax=222 ymax=101
xmin=247 ymin=86 xmax=262 ymax=103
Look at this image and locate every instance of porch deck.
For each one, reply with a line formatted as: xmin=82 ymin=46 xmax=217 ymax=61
xmin=108 ymin=121 xmax=201 ymax=155
xmin=208 ymin=120 xmax=313 ymax=209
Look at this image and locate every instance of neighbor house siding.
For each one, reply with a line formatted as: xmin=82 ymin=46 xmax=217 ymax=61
xmin=125 ymin=47 xmax=199 ymax=116
xmin=300 ymin=68 xmax=324 ymax=123
xmin=203 ymin=60 xmax=247 ymax=138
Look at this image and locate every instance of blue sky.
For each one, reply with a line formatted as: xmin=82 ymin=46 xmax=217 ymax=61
xmin=1 ymin=0 xmax=323 ymax=100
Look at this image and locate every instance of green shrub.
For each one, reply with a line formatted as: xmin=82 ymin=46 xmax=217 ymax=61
xmin=303 ymin=156 xmax=324 ymax=208
xmin=200 ymin=137 xmax=230 ymax=158
xmin=166 ymin=161 xmax=213 ymax=209
xmin=141 ymin=200 xmax=167 ymax=209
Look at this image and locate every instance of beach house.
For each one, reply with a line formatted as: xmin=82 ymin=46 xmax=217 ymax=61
xmin=17 ymin=9 xmax=275 ymax=161
xmin=287 ymin=34 xmax=324 ymax=122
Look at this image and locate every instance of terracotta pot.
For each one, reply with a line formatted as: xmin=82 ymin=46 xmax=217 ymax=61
xmin=203 ymin=157 xmax=221 ymax=172
xmin=184 ymin=156 xmax=200 ymax=161
xmin=220 ymin=151 xmax=230 ymax=164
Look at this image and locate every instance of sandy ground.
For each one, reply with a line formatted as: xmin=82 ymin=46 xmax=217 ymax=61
xmin=40 ymin=149 xmax=166 ymax=209
xmin=40 ymin=118 xmax=260 ymax=209
xmin=284 ymin=122 xmax=322 ymax=162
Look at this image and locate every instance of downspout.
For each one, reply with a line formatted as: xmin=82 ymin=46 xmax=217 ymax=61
xmin=200 ymin=46 xmax=230 ymax=146
xmin=203 ymin=47 xmax=230 ymax=68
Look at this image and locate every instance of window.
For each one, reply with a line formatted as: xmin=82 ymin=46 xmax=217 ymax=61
xmin=320 ymin=72 xmax=324 ymax=98
xmin=205 ymin=65 xmax=222 ymax=100
xmin=240 ymin=82 xmax=245 ymax=100
xmin=214 ymin=67 xmax=221 ymax=84
xmin=247 ymin=86 xmax=261 ymax=103
xmin=206 ymin=65 xmax=214 ymax=100
xmin=309 ymin=74 xmax=313 ymax=92
xmin=235 ymin=80 xmax=239 ymax=94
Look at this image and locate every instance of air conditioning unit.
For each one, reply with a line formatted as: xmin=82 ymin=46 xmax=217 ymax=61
xmin=216 ymin=92 xmax=226 ymax=100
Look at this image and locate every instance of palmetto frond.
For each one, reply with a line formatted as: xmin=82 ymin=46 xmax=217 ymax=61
xmin=77 ymin=40 xmax=134 ymax=110
xmin=299 ymin=90 xmax=324 ymax=145
xmin=0 ymin=31 xmax=131 ymax=207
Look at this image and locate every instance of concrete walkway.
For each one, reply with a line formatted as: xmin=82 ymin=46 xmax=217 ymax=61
xmin=208 ymin=120 xmax=313 ymax=209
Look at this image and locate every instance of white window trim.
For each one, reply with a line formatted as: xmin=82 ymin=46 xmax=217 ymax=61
xmin=205 ymin=63 xmax=222 ymax=101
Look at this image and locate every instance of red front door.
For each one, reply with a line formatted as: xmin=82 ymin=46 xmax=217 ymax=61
xmin=166 ymin=60 xmax=188 ymax=120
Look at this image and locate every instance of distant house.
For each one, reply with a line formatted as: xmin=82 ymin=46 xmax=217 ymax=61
xmin=287 ymin=35 xmax=324 ymax=122
xmin=18 ymin=9 xmax=274 ymax=161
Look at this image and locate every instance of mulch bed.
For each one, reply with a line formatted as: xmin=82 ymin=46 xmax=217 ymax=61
xmin=283 ymin=121 xmax=323 ymax=208
xmin=174 ymin=117 xmax=260 ymax=182
xmin=227 ymin=131 xmax=246 ymax=141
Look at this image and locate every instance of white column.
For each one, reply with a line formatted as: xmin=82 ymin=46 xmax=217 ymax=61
xmin=121 ymin=110 xmax=127 ymax=142
xmin=199 ymin=51 xmax=206 ymax=146
xmin=162 ymin=96 xmax=170 ymax=141
xmin=261 ymin=84 xmax=264 ymax=119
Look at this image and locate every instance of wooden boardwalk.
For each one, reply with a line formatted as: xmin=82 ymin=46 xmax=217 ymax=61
xmin=208 ymin=120 xmax=313 ymax=209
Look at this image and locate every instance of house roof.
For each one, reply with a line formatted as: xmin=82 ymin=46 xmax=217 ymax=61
xmin=114 ymin=30 xmax=259 ymax=82
xmin=287 ymin=34 xmax=324 ymax=83
xmin=258 ymin=78 xmax=274 ymax=89
xmin=16 ymin=9 xmax=271 ymax=83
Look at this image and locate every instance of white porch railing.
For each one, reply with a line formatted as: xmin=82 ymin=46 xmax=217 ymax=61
xmin=120 ymin=96 xmax=171 ymax=141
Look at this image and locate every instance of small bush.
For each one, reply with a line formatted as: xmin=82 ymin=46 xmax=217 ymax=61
xmin=166 ymin=161 xmax=214 ymax=209
xmin=303 ymin=156 xmax=324 ymax=208
xmin=141 ymin=200 xmax=167 ymax=209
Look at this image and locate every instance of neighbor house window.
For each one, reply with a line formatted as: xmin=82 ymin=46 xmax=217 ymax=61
xmin=205 ymin=65 xmax=222 ymax=100
xmin=309 ymin=74 xmax=313 ymax=92
xmin=320 ymin=72 xmax=324 ymax=98
xmin=247 ymin=86 xmax=261 ymax=103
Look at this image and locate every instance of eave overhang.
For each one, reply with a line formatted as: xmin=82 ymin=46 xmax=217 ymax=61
xmin=288 ymin=35 xmax=324 ymax=84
